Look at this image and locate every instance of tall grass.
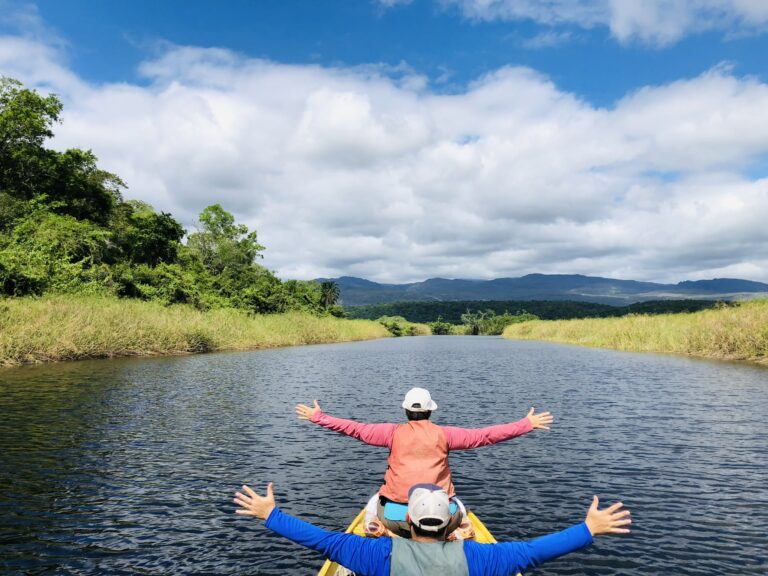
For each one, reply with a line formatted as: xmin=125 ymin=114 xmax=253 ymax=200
xmin=0 ymin=295 xmax=390 ymax=367
xmin=502 ymin=300 xmax=768 ymax=365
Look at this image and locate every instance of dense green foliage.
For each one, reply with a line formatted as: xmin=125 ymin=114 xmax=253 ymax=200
xmin=459 ymin=309 xmax=539 ymax=335
xmin=427 ymin=317 xmax=453 ymax=335
xmin=0 ymin=77 xmax=331 ymax=314
xmin=376 ymin=316 xmax=430 ymax=337
xmin=346 ymin=298 xmax=723 ymax=324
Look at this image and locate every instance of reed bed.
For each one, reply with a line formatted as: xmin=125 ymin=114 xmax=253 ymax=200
xmin=0 ymin=295 xmax=390 ymax=367
xmin=502 ymin=300 xmax=768 ymax=365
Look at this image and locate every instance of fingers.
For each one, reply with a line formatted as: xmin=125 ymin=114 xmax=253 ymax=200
xmin=234 ymin=490 xmax=250 ymax=503
xmin=606 ymin=501 xmax=624 ymax=513
xmin=612 ymin=515 xmax=632 ymax=527
xmin=243 ymin=484 xmax=258 ymax=498
xmin=609 ymin=518 xmax=632 ymax=534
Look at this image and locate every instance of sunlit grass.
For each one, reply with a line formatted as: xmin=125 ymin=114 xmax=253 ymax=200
xmin=502 ymin=300 xmax=768 ymax=365
xmin=0 ymin=295 xmax=391 ymax=367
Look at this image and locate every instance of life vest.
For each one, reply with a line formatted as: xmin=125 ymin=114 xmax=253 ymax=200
xmin=390 ymin=538 xmax=469 ymax=576
xmin=379 ymin=420 xmax=455 ymax=502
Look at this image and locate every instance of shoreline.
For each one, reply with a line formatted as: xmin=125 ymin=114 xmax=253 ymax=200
xmin=0 ymin=295 xmax=391 ymax=368
xmin=502 ymin=299 xmax=768 ymax=366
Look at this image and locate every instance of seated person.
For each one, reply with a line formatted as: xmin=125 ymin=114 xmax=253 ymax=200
xmin=296 ymin=387 xmax=553 ymax=537
xmin=233 ymin=481 xmax=631 ymax=576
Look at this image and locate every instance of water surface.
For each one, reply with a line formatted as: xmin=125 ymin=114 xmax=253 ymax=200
xmin=1 ymin=337 xmax=766 ymax=574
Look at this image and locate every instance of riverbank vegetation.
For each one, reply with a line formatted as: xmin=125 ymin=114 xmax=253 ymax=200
xmin=375 ymin=316 xmax=431 ymax=337
xmin=0 ymin=295 xmax=390 ymax=367
xmin=346 ymin=299 xmax=723 ymax=323
xmin=502 ymin=300 xmax=768 ymax=364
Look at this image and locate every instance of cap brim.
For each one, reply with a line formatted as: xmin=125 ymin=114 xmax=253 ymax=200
xmin=402 ymin=400 xmax=438 ymax=411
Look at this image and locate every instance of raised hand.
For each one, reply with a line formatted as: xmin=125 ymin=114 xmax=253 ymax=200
xmin=234 ymin=483 xmax=276 ymax=521
xmin=526 ymin=407 xmax=554 ymax=430
xmin=584 ymin=495 xmax=631 ymax=536
xmin=295 ymin=400 xmax=322 ymax=421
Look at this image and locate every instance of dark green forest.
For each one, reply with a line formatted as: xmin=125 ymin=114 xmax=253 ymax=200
xmin=0 ymin=77 xmax=344 ymax=315
xmin=345 ymin=299 xmax=723 ymax=324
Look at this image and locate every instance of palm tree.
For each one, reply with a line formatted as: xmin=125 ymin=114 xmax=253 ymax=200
xmin=320 ymin=281 xmax=340 ymax=309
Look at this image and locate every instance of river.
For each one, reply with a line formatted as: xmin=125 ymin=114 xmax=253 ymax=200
xmin=1 ymin=336 xmax=766 ymax=574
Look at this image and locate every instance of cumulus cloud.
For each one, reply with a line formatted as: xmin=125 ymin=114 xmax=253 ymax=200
xmin=442 ymin=0 xmax=768 ymax=45
xmin=2 ymin=28 xmax=768 ymax=283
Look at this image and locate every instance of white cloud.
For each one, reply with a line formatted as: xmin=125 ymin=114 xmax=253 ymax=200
xmin=442 ymin=0 xmax=768 ymax=45
xmin=2 ymin=31 xmax=768 ymax=283
xmin=520 ymin=30 xmax=575 ymax=49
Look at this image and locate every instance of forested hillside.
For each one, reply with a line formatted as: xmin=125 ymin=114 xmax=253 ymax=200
xmin=345 ymin=299 xmax=722 ymax=323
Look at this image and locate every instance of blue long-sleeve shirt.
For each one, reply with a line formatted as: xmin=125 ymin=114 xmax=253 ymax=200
xmin=263 ymin=508 xmax=594 ymax=576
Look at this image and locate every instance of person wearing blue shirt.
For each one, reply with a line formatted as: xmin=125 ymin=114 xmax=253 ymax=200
xmin=234 ymin=482 xmax=631 ymax=576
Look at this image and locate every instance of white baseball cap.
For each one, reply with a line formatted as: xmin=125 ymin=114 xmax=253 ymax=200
xmin=402 ymin=387 xmax=437 ymax=412
xmin=407 ymin=483 xmax=451 ymax=531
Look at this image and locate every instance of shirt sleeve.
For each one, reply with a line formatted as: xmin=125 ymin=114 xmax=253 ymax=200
xmin=264 ymin=508 xmax=392 ymax=576
xmin=441 ymin=417 xmax=534 ymax=450
xmin=310 ymin=411 xmax=398 ymax=448
xmin=463 ymin=522 xmax=593 ymax=576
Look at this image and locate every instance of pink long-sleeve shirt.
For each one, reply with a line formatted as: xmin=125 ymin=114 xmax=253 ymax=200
xmin=310 ymin=411 xmax=533 ymax=501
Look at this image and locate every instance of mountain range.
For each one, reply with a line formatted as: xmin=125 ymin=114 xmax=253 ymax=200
xmin=320 ymin=274 xmax=768 ymax=306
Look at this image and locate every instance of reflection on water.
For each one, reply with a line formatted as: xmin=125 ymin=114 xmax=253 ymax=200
xmin=1 ymin=337 xmax=767 ymax=574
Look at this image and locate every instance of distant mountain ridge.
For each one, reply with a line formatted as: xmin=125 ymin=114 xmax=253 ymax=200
xmin=318 ymin=274 xmax=768 ymax=306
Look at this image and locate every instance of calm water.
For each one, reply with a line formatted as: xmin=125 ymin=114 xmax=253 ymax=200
xmin=1 ymin=337 xmax=766 ymax=575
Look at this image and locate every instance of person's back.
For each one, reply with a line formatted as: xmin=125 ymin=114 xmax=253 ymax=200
xmin=390 ymin=538 xmax=469 ymax=576
xmin=382 ymin=419 xmax=453 ymax=502
xmin=296 ymin=387 xmax=553 ymax=536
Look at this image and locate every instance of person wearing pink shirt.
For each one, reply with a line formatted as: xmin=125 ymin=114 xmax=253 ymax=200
xmin=296 ymin=387 xmax=553 ymax=537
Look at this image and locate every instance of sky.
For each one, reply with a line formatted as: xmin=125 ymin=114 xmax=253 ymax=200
xmin=1 ymin=0 xmax=768 ymax=284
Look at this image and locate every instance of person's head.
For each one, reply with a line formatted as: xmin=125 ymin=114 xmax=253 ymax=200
xmin=402 ymin=388 xmax=436 ymax=421
xmin=406 ymin=483 xmax=452 ymax=540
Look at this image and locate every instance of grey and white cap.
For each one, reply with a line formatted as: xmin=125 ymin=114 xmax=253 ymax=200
xmin=407 ymin=483 xmax=451 ymax=532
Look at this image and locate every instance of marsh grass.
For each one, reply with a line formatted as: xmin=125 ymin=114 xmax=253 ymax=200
xmin=502 ymin=300 xmax=768 ymax=364
xmin=0 ymin=295 xmax=390 ymax=367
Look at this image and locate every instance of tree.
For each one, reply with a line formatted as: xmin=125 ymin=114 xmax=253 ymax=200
xmin=46 ymin=148 xmax=125 ymax=225
xmin=112 ymin=200 xmax=185 ymax=266
xmin=0 ymin=77 xmax=124 ymax=224
xmin=0 ymin=77 xmax=62 ymax=200
xmin=320 ymin=280 xmax=340 ymax=309
xmin=186 ymin=204 xmax=265 ymax=275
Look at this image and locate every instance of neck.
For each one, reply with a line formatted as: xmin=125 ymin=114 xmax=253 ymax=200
xmin=409 ymin=528 xmax=440 ymax=543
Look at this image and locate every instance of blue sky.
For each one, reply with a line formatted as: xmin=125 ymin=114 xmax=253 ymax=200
xmin=25 ymin=0 xmax=768 ymax=105
xmin=2 ymin=0 xmax=768 ymax=283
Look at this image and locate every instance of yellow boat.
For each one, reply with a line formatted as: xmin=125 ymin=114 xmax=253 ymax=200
xmin=318 ymin=508 xmax=501 ymax=576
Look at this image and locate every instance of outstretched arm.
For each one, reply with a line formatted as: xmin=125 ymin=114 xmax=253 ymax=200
xmin=442 ymin=408 xmax=553 ymax=450
xmin=463 ymin=497 xmax=630 ymax=576
xmin=234 ymin=483 xmax=391 ymax=576
xmin=295 ymin=400 xmax=397 ymax=448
